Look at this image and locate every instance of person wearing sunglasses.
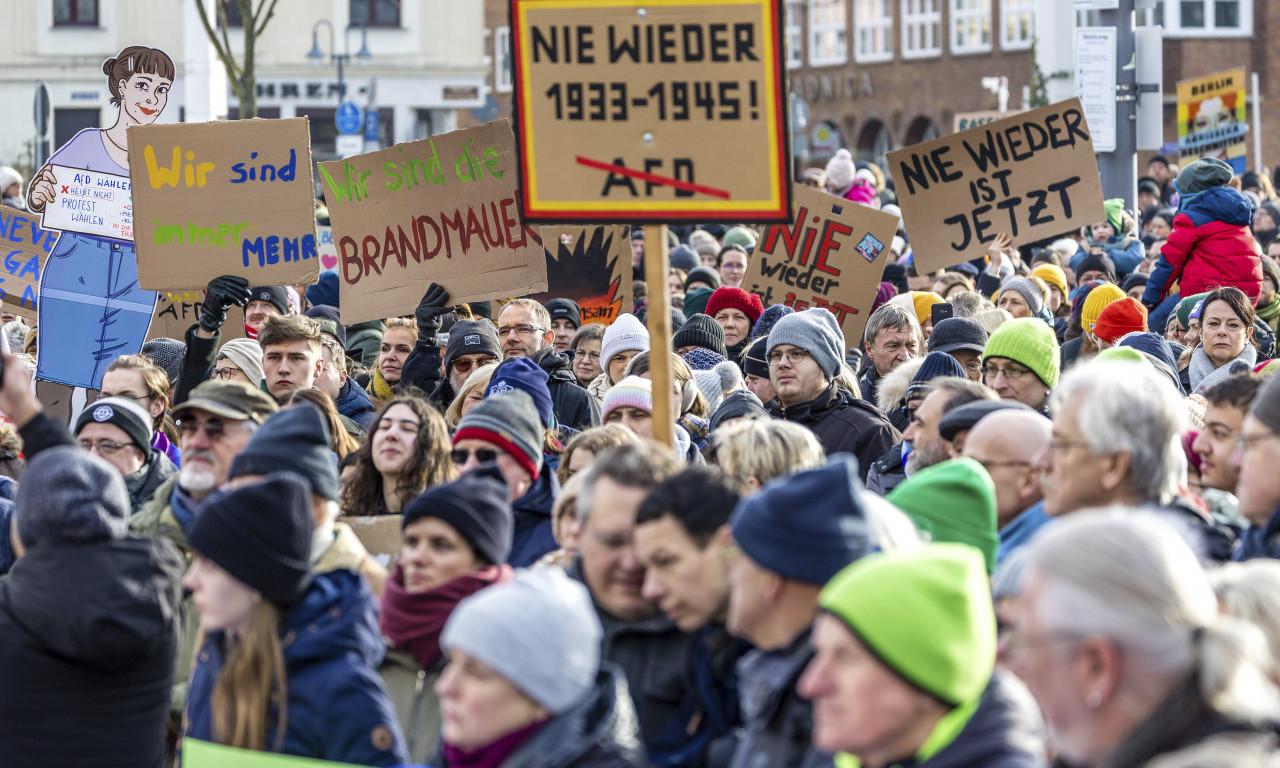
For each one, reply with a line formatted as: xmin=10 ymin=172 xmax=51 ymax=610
xmin=452 ymin=389 xmax=554 ymax=568
xmin=429 ymin=320 xmax=501 ymax=413
xmin=73 ymin=396 xmax=175 ymax=515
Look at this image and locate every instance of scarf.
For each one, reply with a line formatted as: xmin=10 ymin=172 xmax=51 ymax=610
xmin=379 ymin=562 xmax=513 ymax=670
xmin=244 ymin=323 xmax=258 ymax=340
xmin=368 ymin=366 xmax=396 ymax=401
xmin=1257 ymin=296 xmax=1280 ymax=330
xmin=441 ymin=718 xmax=547 ymax=768
xmin=1189 ymin=342 xmax=1256 ymax=394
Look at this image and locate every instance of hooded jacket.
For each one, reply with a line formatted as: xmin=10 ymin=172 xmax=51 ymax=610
xmin=449 ymin=665 xmax=647 ymax=768
xmin=335 ymin=378 xmax=378 ymax=430
xmin=533 ymin=346 xmax=601 ymax=432
xmin=1144 ymin=187 xmax=1264 ymax=305
xmin=0 ymin=537 xmax=184 ymax=768
xmin=768 ymin=382 xmax=901 ymax=482
xmin=510 ymin=463 xmax=561 ymax=568
xmin=185 ymin=569 xmax=409 ymax=766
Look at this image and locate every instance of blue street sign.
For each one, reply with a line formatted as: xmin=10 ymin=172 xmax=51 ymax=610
xmin=336 ymin=101 xmax=363 ymax=135
xmin=364 ymin=110 xmax=379 ymax=143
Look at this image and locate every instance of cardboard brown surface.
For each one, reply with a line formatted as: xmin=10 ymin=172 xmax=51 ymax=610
xmin=745 ymin=184 xmax=900 ymax=347
xmin=511 ymin=0 xmax=791 ymax=222
xmin=128 ymin=117 xmax=320 ymax=290
xmin=321 ymin=119 xmax=548 ymax=325
xmin=339 ymin=514 xmax=404 ymax=562
xmin=146 ymin=288 xmax=245 ymax=342
xmin=0 ymin=205 xmax=55 ymax=322
xmin=525 ymin=225 xmax=631 ymax=325
xmin=888 ymin=98 xmax=1105 ymax=276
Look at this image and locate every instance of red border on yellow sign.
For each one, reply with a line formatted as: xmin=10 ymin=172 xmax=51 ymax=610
xmin=511 ymin=0 xmax=792 ymax=223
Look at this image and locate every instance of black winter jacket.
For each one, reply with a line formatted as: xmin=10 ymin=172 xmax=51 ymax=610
xmin=533 ymin=346 xmax=601 ymax=431
xmin=768 ymin=383 xmax=901 ymax=481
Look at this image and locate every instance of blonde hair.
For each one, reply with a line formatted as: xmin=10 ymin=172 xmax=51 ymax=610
xmin=557 ymin=424 xmax=640 ymax=485
xmin=712 ymin=419 xmax=825 ymax=485
xmin=624 ymin=351 xmax=708 ymax=418
xmin=212 ymin=602 xmax=288 ymax=751
xmin=445 ymin=362 xmax=499 ymax=431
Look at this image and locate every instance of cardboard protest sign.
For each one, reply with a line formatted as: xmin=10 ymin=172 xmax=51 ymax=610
xmin=128 ymin=117 xmax=320 ymax=291
xmin=320 ymin=119 xmax=548 ymax=325
xmin=525 ymin=225 xmax=631 ymax=325
xmin=744 ymin=184 xmax=900 ymax=346
xmin=146 ymin=288 xmax=244 ymax=342
xmin=338 ymin=515 xmax=403 ymax=568
xmin=183 ymin=738 xmax=370 ymax=767
xmin=40 ymin=165 xmax=133 ymax=241
xmin=0 ymin=205 xmax=56 ymax=321
xmin=511 ymin=0 xmax=791 ymax=223
xmin=888 ymin=98 xmax=1105 ymax=276
xmin=1178 ymin=68 xmax=1248 ymax=175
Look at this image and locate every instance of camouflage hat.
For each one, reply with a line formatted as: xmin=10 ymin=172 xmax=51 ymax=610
xmin=174 ymin=380 xmax=279 ymax=423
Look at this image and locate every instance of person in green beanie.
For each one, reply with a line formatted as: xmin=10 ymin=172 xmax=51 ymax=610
xmin=886 ymin=458 xmax=1000 ymax=573
xmin=981 ymin=318 xmax=1060 ymax=415
xmin=798 ymin=544 xmax=1046 ymax=768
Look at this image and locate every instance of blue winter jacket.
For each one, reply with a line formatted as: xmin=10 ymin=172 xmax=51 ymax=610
xmin=1233 ymin=503 xmax=1280 ymax=561
xmin=1070 ymin=236 xmax=1145 ymax=277
xmin=185 ymin=569 xmax=409 ymax=766
xmin=335 ymin=378 xmax=378 ymax=431
xmin=509 ymin=464 xmax=561 ymax=568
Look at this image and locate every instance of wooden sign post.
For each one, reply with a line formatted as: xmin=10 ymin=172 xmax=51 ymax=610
xmin=644 ymin=225 xmax=673 ymax=449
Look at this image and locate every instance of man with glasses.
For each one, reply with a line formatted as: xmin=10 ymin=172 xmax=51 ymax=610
xmin=72 ymin=396 xmax=175 ymax=514
xmin=427 ymin=319 xmax=501 ymax=412
xmin=1232 ymin=373 xmax=1280 ymax=559
xmin=766 ymin=308 xmax=899 ymax=480
xmin=496 ymin=298 xmax=599 ymax=431
xmin=980 ymin=318 xmax=1060 ymax=415
xmin=962 ymin=408 xmax=1052 ymax=565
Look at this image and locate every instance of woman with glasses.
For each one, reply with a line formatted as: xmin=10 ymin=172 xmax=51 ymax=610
xmin=569 ymin=323 xmax=606 ymax=388
xmin=716 ymin=244 xmax=750 ymax=289
xmin=340 ymin=395 xmax=454 ymax=516
xmin=73 ymin=395 xmax=175 ymax=513
xmin=1006 ymin=510 xmax=1280 ymax=767
xmin=378 ymin=470 xmax=515 ymax=764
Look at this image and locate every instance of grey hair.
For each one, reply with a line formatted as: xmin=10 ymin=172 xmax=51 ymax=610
xmin=711 ymin=419 xmax=825 ymax=485
xmin=575 ymin=442 xmax=682 ymax=523
xmin=863 ymin=303 xmax=923 ymax=350
xmin=1025 ymin=508 xmax=1279 ymax=722
xmin=1051 ymin=359 xmax=1185 ymax=504
xmin=948 ymin=291 xmax=989 ymax=319
xmin=1212 ymin=560 xmax=1280 ymax=684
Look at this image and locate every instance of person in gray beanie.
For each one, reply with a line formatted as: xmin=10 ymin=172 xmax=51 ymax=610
xmin=0 ymin=444 xmax=185 ymax=767
xmin=141 ymin=337 xmax=186 ymax=390
xmin=766 ymin=308 xmax=900 ymax=479
xmin=996 ymin=276 xmax=1045 ymax=320
xmin=436 ymin=568 xmax=644 ymax=768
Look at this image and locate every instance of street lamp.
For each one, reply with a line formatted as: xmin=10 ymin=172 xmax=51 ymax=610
xmin=307 ymin=19 xmax=372 ymax=101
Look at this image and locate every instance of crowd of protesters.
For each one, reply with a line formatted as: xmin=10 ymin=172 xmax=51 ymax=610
xmin=4 ymin=147 xmax=1280 ymax=768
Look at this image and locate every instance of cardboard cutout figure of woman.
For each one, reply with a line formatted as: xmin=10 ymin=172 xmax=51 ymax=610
xmin=26 ymin=46 xmax=172 ymax=389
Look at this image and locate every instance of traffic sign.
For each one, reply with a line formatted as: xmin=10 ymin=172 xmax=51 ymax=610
xmin=336 ymin=101 xmax=363 ymax=135
xmin=335 ymin=135 xmax=364 ymax=157
xmin=364 ymin=110 xmax=379 ymax=143
xmin=511 ymin=0 xmax=791 ymax=223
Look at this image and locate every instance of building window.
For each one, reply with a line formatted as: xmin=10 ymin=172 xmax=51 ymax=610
xmin=951 ymin=0 xmax=991 ymax=53
xmin=786 ymin=1 xmax=804 ymax=69
xmin=220 ymin=0 xmax=244 ymax=27
xmin=901 ymin=0 xmax=942 ymax=58
xmin=1000 ymin=0 xmax=1034 ymax=49
xmin=808 ymin=0 xmax=847 ymax=66
xmin=53 ymin=0 xmax=98 ymax=26
xmin=854 ymin=0 xmax=893 ymax=63
xmin=1160 ymin=0 xmax=1251 ymax=36
xmin=350 ymin=0 xmax=400 ymax=28
xmin=494 ymin=27 xmax=512 ymax=93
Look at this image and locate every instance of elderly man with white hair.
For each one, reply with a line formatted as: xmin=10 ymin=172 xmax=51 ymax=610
xmin=1035 ymin=358 xmax=1235 ymax=560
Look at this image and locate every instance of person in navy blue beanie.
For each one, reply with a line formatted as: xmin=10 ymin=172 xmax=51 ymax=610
xmin=487 ymin=357 xmax=555 ymax=430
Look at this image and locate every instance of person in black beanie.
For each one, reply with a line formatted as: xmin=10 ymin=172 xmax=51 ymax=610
xmin=431 ymin=319 xmax=501 ymax=412
xmin=183 ymin=473 xmax=409 ymax=765
xmin=74 ymin=396 xmax=176 ymax=514
xmin=544 ymin=298 xmax=581 ymax=352
xmin=673 ymin=313 xmax=729 ymax=358
xmin=741 ymin=336 xmax=773 ymax=404
xmin=228 ymin=405 xmax=387 ymax=594
xmin=245 ymin=285 xmax=290 ymax=338
xmin=377 ymin=467 xmax=517 ymax=763
xmin=0 ymin=446 xmax=185 ymax=768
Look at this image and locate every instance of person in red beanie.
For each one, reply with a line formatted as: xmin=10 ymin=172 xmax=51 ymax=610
xmin=706 ymin=287 xmax=765 ymax=361
xmin=1091 ymin=297 xmax=1149 ymax=349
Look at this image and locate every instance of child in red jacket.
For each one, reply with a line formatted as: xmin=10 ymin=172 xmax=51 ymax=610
xmin=1143 ymin=158 xmax=1262 ymax=328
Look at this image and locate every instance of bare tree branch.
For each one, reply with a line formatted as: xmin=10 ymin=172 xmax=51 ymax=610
xmin=254 ymin=0 xmax=282 ymax=39
xmin=195 ymin=0 xmax=241 ymax=83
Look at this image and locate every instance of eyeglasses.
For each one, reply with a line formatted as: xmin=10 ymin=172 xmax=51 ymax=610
xmin=574 ymin=349 xmax=601 ymax=363
xmin=450 ymin=447 xmax=500 ymax=465
xmin=983 ymin=363 xmax=1032 ymax=380
xmin=211 ymin=366 xmax=244 ymax=380
xmin=498 ymin=324 xmax=546 ymax=337
xmin=1235 ymin=431 xmax=1279 ymax=454
xmin=721 ymin=262 xmax=746 ymax=271
xmin=768 ymin=348 xmax=811 ymax=366
xmin=971 ymin=458 xmax=1032 ymax=470
xmin=79 ymin=439 xmax=135 ymax=456
xmin=451 ymin=356 xmax=497 ymax=375
xmin=174 ymin=417 xmax=243 ymax=440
